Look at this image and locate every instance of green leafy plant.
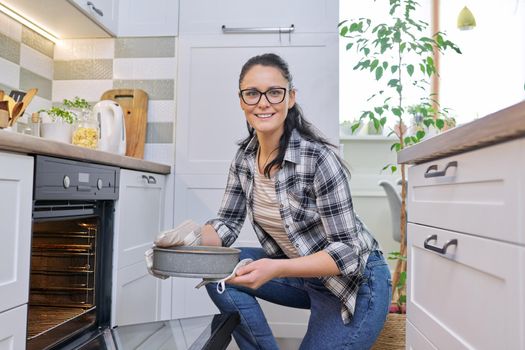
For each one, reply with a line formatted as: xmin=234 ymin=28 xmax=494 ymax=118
xmin=44 ymin=106 xmax=76 ymax=124
xmin=387 ymin=251 xmax=407 ymax=313
xmin=63 ymin=96 xmax=91 ymax=110
xmin=339 ymin=0 xmax=461 ymax=309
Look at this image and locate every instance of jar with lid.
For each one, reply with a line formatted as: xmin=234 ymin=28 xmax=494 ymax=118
xmin=72 ymin=109 xmax=99 ymax=149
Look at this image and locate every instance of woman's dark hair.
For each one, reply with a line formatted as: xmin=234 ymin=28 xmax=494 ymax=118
xmin=237 ymin=53 xmax=348 ymax=178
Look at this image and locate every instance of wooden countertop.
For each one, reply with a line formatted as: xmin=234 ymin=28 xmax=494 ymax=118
xmin=398 ymin=100 xmax=525 ymax=164
xmin=0 ymin=130 xmax=171 ymax=174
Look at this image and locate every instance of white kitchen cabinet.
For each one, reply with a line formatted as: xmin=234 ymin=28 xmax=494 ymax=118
xmin=0 ymin=152 xmax=33 ymax=313
xmin=69 ymin=0 xmax=119 ymax=35
xmin=173 ymin=1 xmax=338 ymax=328
xmin=406 ymin=138 xmax=525 ymax=350
xmin=0 ymin=305 xmax=28 ymax=350
xmin=118 ymin=0 xmax=179 ymax=37
xmin=112 ymin=169 xmax=169 ymax=327
xmin=179 ymin=0 xmax=338 ymax=34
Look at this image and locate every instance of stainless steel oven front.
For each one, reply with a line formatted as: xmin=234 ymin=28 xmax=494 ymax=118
xmin=29 ymin=156 xmax=119 ymax=350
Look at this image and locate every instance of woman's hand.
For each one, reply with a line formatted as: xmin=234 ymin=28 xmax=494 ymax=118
xmin=227 ymin=258 xmax=283 ymax=290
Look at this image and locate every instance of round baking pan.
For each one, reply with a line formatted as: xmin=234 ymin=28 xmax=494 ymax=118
xmin=152 ymin=246 xmax=241 ymax=279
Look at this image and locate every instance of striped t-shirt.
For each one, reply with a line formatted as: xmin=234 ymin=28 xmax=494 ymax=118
xmin=252 ymin=163 xmax=300 ymax=259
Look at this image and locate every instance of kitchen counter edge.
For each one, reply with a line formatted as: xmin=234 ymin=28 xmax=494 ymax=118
xmin=0 ymin=130 xmax=171 ymax=174
xmin=397 ymin=100 xmax=525 ymax=165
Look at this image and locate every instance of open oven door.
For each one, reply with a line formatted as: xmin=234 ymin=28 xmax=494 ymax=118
xmin=69 ymin=312 xmax=239 ymax=350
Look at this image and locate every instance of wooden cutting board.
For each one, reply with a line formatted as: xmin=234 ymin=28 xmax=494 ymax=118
xmin=100 ymin=89 xmax=148 ymax=159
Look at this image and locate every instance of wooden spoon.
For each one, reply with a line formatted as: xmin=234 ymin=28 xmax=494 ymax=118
xmin=9 ymin=101 xmax=24 ymax=126
xmin=20 ymin=88 xmax=38 ymax=114
xmin=2 ymin=95 xmax=16 ymax=116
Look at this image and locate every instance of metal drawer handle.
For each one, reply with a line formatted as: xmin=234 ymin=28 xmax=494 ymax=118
xmin=424 ymin=234 xmax=458 ymax=254
xmin=221 ymin=24 xmax=295 ymax=34
xmin=424 ymin=161 xmax=458 ymax=178
xmin=148 ymin=176 xmax=157 ymax=184
xmin=87 ymin=1 xmax=104 ymax=16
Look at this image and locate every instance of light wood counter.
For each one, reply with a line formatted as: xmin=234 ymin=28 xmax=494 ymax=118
xmin=398 ymin=100 xmax=525 ymax=164
xmin=0 ymin=130 xmax=171 ymax=174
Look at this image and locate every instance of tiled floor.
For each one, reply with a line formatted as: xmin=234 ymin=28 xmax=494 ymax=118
xmin=226 ymin=337 xmax=303 ymax=350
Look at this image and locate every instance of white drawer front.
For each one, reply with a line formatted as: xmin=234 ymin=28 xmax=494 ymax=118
xmin=407 ymin=224 xmax=525 ymax=350
xmin=408 ymin=138 xmax=525 ymax=244
xmin=406 ymin=320 xmax=437 ymax=350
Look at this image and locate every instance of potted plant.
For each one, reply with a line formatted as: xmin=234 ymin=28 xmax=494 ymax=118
xmin=39 ymin=97 xmax=91 ymax=143
xmin=339 ymin=0 xmax=461 ymax=347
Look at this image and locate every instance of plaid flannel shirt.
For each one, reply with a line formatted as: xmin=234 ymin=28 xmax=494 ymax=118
xmin=206 ymin=129 xmax=379 ymax=324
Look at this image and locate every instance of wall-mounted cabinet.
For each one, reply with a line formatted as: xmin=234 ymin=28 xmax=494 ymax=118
xmin=0 ymin=0 xmax=178 ymax=39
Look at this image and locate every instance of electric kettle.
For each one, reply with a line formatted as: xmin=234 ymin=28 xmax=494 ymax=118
xmin=93 ymin=100 xmax=126 ymax=155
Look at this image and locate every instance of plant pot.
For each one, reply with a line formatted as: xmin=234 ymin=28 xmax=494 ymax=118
xmin=41 ymin=123 xmax=74 ymax=143
xmin=372 ymin=312 xmax=406 ymax=350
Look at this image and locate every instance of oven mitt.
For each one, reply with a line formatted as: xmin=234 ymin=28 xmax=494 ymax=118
xmin=194 ymin=258 xmax=254 ymax=293
xmin=154 ymin=220 xmax=202 ymax=247
xmin=145 ymin=220 xmax=203 ymax=279
xmin=144 ymin=248 xmax=169 ymax=279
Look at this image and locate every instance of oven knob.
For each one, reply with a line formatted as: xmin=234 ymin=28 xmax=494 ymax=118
xmin=97 ymin=178 xmax=103 ymax=190
xmin=63 ymin=175 xmax=70 ymax=189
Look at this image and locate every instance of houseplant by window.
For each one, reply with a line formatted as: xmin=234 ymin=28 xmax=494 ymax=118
xmin=339 ymin=0 xmax=461 ymax=348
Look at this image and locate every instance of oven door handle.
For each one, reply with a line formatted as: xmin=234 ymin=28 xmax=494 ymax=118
xmin=77 ymin=185 xmax=91 ymax=192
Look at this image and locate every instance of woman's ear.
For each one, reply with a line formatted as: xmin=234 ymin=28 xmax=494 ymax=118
xmin=288 ymin=89 xmax=296 ymax=109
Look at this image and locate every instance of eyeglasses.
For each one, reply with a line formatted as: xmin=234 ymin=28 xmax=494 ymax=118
xmin=239 ymin=87 xmax=287 ymax=105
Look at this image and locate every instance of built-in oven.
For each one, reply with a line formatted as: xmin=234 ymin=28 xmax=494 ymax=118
xmin=28 ymin=156 xmax=239 ymax=350
xmin=29 ymin=155 xmax=118 ymax=350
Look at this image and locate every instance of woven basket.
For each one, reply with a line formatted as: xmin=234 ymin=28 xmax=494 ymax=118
xmin=371 ymin=312 xmax=406 ymax=350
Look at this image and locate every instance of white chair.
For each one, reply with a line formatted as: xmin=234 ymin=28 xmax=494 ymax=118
xmin=378 ymin=180 xmax=404 ymax=243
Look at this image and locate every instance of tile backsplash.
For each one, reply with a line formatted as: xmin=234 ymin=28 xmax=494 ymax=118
xmin=0 ymin=13 xmax=53 ymax=114
xmin=0 ymin=11 xmax=176 ymax=165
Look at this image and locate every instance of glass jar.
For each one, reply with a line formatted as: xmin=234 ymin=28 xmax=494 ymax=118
xmin=72 ymin=109 xmax=99 ymax=149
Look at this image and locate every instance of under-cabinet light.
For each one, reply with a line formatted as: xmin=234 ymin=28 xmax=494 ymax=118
xmin=0 ymin=3 xmax=60 ymax=43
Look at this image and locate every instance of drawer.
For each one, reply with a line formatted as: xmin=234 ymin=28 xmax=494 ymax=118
xmin=407 ymin=223 xmax=525 ymax=350
xmin=406 ymin=320 xmax=436 ymax=350
xmin=408 ymin=138 xmax=525 ymax=244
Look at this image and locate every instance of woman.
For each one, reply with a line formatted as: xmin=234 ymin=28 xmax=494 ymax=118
xmin=200 ymin=53 xmax=391 ymax=350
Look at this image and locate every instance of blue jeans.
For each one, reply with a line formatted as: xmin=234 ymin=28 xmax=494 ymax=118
xmin=205 ymin=248 xmax=392 ymax=350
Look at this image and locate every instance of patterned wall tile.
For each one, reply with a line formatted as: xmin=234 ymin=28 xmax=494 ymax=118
xmin=20 ymin=68 xmax=52 ymax=100
xmin=54 ymin=59 xmax=113 ymax=80
xmin=0 ymin=57 xmax=20 ymax=88
xmin=143 ymin=144 xmax=174 ymax=165
xmin=0 ymin=32 xmax=21 ymax=64
xmin=0 ymin=12 xmax=22 ymax=41
xmin=52 ymin=80 xmax=113 ymax=102
xmin=147 ymin=101 xmax=176 ymax=123
xmin=115 ymin=37 xmax=175 ymax=58
xmin=146 ymin=122 xmax=174 ymax=143
xmin=113 ymin=79 xmax=174 ymax=100
xmin=54 ymin=38 xmax=115 ymax=60
xmin=113 ymin=57 xmax=176 ymax=80
xmin=20 ymin=44 xmax=53 ymax=80
xmin=21 ymin=27 xmax=54 ymax=58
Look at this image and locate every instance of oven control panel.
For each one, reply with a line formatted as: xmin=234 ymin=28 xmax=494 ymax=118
xmin=34 ymin=156 xmax=120 ymax=200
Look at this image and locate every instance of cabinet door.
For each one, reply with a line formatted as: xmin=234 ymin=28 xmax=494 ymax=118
xmin=0 ymin=305 xmax=27 ymax=350
xmin=175 ymin=33 xmax=339 ymax=175
xmin=69 ymin=0 xmax=119 ymax=35
xmin=0 ymin=153 xmax=33 ymax=313
xmin=112 ymin=261 xmax=162 ymax=327
xmin=406 ymin=320 xmax=436 ymax=350
xmin=112 ymin=169 xmax=167 ymax=327
xmin=407 ymin=223 xmax=525 ymax=350
xmin=179 ymin=0 xmax=338 ymax=34
xmin=118 ymin=0 xmax=178 ymax=37
xmin=115 ymin=170 xmax=165 ymax=267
